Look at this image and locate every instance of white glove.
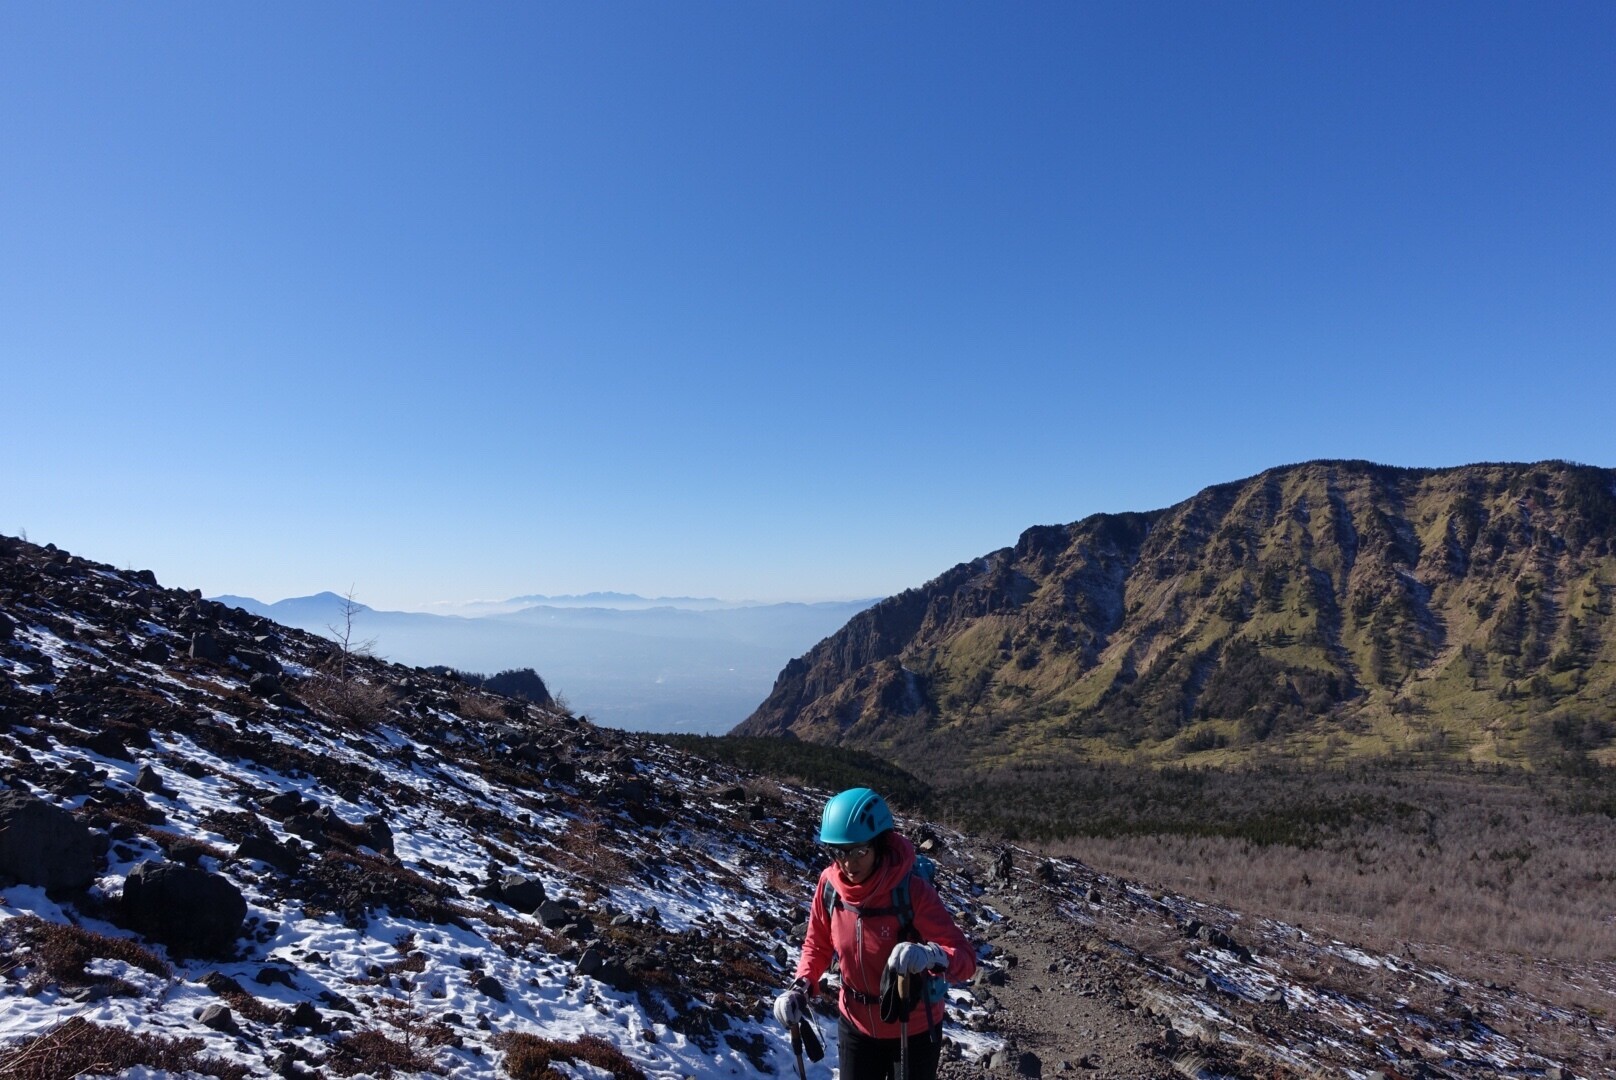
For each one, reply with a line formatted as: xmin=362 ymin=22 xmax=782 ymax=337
xmin=887 ymin=941 xmax=947 ymax=974
xmin=773 ymin=983 xmax=807 ymax=1027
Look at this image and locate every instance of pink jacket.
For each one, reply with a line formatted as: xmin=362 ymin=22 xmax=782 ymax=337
xmin=794 ymin=834 xmax=976 ymax=1038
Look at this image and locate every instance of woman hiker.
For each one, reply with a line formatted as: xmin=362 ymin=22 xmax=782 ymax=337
xmin=774 ymin=788 xmax=976 ymax=1080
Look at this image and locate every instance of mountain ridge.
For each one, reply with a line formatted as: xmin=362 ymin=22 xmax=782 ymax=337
xmin=735 ymin=459 xmax=1616 ymax=774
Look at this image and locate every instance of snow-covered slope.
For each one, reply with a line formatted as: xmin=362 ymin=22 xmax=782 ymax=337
xmin=0 ymin=537 xmax=991 ymax=1078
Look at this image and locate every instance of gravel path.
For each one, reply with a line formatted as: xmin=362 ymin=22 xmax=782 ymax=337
xmin=940 ymin=876 xmax=1175 ymax=1080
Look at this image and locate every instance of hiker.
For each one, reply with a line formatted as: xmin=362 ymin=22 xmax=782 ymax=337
xmin=774 ymin=788 xmax=976 ymax=1080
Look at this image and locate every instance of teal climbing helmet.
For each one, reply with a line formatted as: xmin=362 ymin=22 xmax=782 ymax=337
xmin=819 ymin=787 xmax=894 ymax=845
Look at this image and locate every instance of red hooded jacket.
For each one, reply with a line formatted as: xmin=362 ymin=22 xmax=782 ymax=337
xmin=794 ymin=833 xmax=976 ymax=1038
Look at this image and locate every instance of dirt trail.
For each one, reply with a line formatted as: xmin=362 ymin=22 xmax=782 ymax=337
xmin=942 ymin=878 xmax=1173 ymax=1080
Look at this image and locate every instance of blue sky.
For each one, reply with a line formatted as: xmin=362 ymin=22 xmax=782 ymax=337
xmin=4 ymin=2 xmax=1613 ymax=609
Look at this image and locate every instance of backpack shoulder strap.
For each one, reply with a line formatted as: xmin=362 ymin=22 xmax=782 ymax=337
xmin=893 ymin=869 xmax=918 ymax=938
xmin=824 ymin=865 xmax=929 ymax=932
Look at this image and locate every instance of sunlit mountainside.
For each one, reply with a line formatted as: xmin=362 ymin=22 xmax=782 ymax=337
xmin=738 ymin=460 xmax=1616 ymax=778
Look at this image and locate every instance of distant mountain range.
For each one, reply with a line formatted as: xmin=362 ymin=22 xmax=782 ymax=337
xmin=210 ymin=591 xmax=877 ymax=734
xmin=421 ymin=592 xmax=758 ymax=615
xmin=736 ymin=460 xmax=1616 ymax=774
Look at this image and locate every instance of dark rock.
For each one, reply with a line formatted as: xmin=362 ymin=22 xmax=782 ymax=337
xmin=283 ymin=1001 xmax=325 ymax=1032
xmin=263 ymin=791 xmax=306 ymax=818
xmin=595 ymin=956 xmax=638 ymax=991
xmin=500 ymin=871 xmax=547 ymax=912
xmin=85 ymin=729 xmax=134 ymax=762
xmin=249 ymin=673 xmax=283 ymax=698
xmin=284 ymin=813 xmax=325 ymax=842
xmin=724 ymin=1032 xmax=771 ymax=1072
xmin=190 ymin=632 xmax=224 ymax=662
xmin=577 ymin=945 xmax=606 ymax=977
xmin=609 ymin=778 xmax=652 ymax=805
xmin=362 ymin=814 xmax=393 ymax=853
xmin=256 ymin=965 xmax=297 ymax=988
xmin=0 ymin=788 xmax=95 ymax=890
xmin=0 ymin=611 xmax=13 ymax=641
xmin=122 ymin=859 xmax=247 ymax=957
xmin=197 ymin=1003 xmax=239 ymax=1034
xmin=234 ymin=834 xmax=300 ymax=875
xmin=1016 ymin=1051 xmax=1043 ymax=1078
xmin=537 ymin=899 xmax=571 ymax=928
xmin=474 ymin=974 xmax=507 ymax=1002
xmin=234 ymin=649 xmax=280 ymax=675
xmin=137 ymin=640 xmax=170 ymax=663
xmin=134 ymin=764 xmax=169 ymax=794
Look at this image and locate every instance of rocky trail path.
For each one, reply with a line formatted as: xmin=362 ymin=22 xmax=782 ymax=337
xmin=951 ymin=879 xmax=1173 ymax=1080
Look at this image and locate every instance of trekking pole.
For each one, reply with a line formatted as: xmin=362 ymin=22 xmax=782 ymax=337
xmin=896 ymin=974 xmax=910 ymax=1080
xmin=790 ymin=1022 xmax=807 ymax=1080
xmin=790 ymin=1012 xmax=823 ymax=1080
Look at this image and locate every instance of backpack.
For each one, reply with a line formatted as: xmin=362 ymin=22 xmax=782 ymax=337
xmin=821 ymin=854 xmax=949 ymax=1005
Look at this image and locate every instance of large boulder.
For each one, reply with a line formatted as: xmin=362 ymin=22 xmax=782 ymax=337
xmin=0 ymin=788 xmax=96 ymax=890
xmin=122 ymin=860 xmax=247 ymax=958
xmin=189 ymin=632 xmax=224 ymax=662
xmin=499 ymin=871 xmax=547 ymax=913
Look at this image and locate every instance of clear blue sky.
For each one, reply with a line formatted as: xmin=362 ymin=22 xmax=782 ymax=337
xmin=4 ymin=2 xmax=1613 ymax=609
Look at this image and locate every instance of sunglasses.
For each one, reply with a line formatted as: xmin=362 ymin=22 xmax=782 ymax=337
xmin=827 ymin=844 xmax=873 ymax=863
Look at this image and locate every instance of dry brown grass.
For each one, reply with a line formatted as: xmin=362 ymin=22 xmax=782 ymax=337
xmin=0 ymin=1016 xmax=249 ymax=1080
xmin=1049 ymin=780 xmax=1616 ymax=963
xmin=454 ymin=689 xmax=511 ymax=723
xmin=375 ymin=995 xmax=461 ymax=1049
xmin=145 ymin=827 xmax=231 ymax=864
xmin=325 ymin=1027 xmax=441 ymax=1077
xmin=1041 ymin=769 xmax=1616 ymax=1020
xmin=553 ymin=815 xmax=638 ymax=882
xmin=493 ymin=1032 xmax=647 ymax=1080
xmin=297 ymin=669 xmax=400 ymax=728
xmin=1 ymin=914 xmax=169 ymax=996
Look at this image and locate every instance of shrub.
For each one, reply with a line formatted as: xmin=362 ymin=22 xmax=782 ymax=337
xmin=1 ymin=914 xmax=169 ymax=996
xmin=493 ymin=1032 xmax=647 ymax=1080
xmin=325 ymin=1028 xmax=439 ymax=1077
xmin=0 ymin=1017 xmax=248 ymax=1080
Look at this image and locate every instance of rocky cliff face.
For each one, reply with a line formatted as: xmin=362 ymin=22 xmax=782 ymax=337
xmin=736 ymin=460 xmax=1616 ymax=770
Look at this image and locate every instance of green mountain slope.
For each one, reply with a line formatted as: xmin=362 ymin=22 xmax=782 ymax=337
xmin=734 ymin=460 xmax=1616 ymax=773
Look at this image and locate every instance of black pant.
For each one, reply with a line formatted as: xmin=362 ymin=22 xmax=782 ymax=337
xmin=837 ymin=1015 xmax=944 ymax=1080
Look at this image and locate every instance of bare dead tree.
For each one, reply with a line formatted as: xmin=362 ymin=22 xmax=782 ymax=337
xmin=326 ymin=586 xmax=377 ymax=682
